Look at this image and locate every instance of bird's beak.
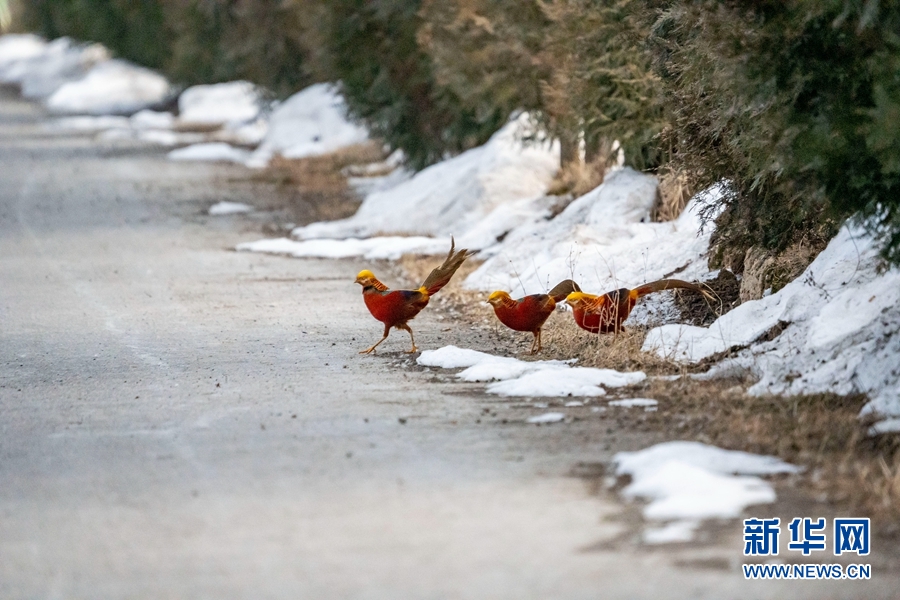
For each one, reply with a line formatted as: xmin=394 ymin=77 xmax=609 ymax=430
xmin=354 ymin=276 xmax=363 ymax=285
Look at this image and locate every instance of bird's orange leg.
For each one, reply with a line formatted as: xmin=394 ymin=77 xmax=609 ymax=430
xmin=529 ymin=329 xmax=542 ymax=355
xmin=397 ymin=323 xmax=418 ymax=353
xmin=360 ymin=324 xmax=390 ymax=354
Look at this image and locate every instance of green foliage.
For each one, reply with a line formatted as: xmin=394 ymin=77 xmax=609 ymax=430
xmin=652 ymin=0 xmax=900 ymax=263
xmin=19 ymin=0 xmax=317 ymax=95
xmin=549 ymin=0 xmax=668 ymax=170
xmin=20 ymin=0 xmax=171 ymax=69
xmin=321 ymin=0 xmax=505 ymax=169
xmin=163 ymin=0 xmax=318 ymax=95
xmin=13 ymin=0 xmax=900 ymax=263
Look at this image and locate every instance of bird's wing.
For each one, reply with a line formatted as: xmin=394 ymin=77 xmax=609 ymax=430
xmin=580 ymin=294 xmax=608 ymax=314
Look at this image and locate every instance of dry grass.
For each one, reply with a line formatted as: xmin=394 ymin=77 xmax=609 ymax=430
xmin=254 ymin=142 xmax=386 ymax=225
xmin=546 ymin=157 xmax=608 ymax=198
xmin=653 ymin=166 xmax=692 ymax=222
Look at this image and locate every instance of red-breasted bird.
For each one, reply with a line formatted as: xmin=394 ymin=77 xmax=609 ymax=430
xmin=354 ymin=239 xmax=474 ymax=354
xmin=565 ymin=279 xmax=712 ymax=334
xmin=487 ymin=279 xmax=581 ymax=354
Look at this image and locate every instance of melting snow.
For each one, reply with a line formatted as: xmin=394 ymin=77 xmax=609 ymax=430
xmin=167 ymin=143 xmax=251 ymax=163
xmin=608 ymin=398 xmax=658 ymax=409
xmin=465 ymin=170 xmax=716 ymax=295
xmin=526 ymin=412 xmax=565 ymax=424
xmin=236 ymin=236 xmax=450 ymax=261
xmin=614 ymin=441 xmax=800 ymax=543
xmin=247 ymin=83 xmax=368 ymax=167
xmin=417 ymin=345 xmax=645 ymax=397
xmin=45 ymin=59 xmax=170 ymax=115
xmin=293 ymin=114 xmax=558 ymax=250
xmin=176 ymin=81 xmax=262 ymax=127
xmin=130 ymin=109 xmax=175 ymax=129
xmin=643 ymin=223 xmax=900 ymax=420
xmin=208 ymin=202 xmax=253 ymax=216
xmin=1 ymin=37 xmax=109 ymax=100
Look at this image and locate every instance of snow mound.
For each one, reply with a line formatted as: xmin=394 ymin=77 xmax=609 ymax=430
xmin=642 ymin=223 xmax=900 ymax=419
xmin=247 ymin=83 xmax=369 ymax=167
xmin=466 ymin=167 xmax=717 ymax=293
xmin=0 ymin=34 xmax=47 ymax=71
xmin=177 ymin=81 xmax=262 ymax=126
xmin=614 ymin=441 xmax=799 ymax=543
xmin=417 ymin=345 xmax=645 ymax=397
xmin=130 ymin=109 xmax=175 ymax=129
xmin=236 ymin=236 xmax=451 ymax=261
xmin=2 ymin=37 xmax=109 ymax=99
xmin=294 ymin=114 xmax=559 ymax=250
xmin=167 ymin=143 xmax=250 ymax=163
xmin=465 ymin=171 xmax=716 ymax=296
xmin=209 ymin=202 xmax=252 ymax=216
xmin=46 ymin=59 xmax=170 ymax=115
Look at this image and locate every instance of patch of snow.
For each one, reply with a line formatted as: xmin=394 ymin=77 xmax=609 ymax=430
xmin=209 ymin=202 xmax=252 ymax=216
xmin=167 ymin=143 xmax=251 ymax=164
xmin=614 ymin=441 xmax=799 ymax=542
xmin=293 ymin=114 xmax=559 ymax=250
xmin=130 ymin=109 xmax=174 ymax=129
xmin=608 ymin=398 xmax=658 ymax=409
xmin=564 ymin=401 xmax=584 ymax=407
xmin=465 ymin=172 xmax=717 ymax=296
xmin=236 ymin=236 xmax=450 ymax=261
xmin=214 ymin=118 xmax=268 ymax=146
xmin=642 ymin=223 xmax=900 ymax=419
xmin=526 ymin=412 xmax=565 ymax=424
xmin=347 ymin=168 xmax=412 ymax=198
xmin=5 ymin=37 xmax=109 ymax=99
xmin=417 ymin=345 xmax=645 ymax=398
xmin=642 ymin=520 xmax=700 ymax=545
xmin=869 ymin=418 xmax=900 ymax=436
xmin=177 ymin=81 xmax=262 ymax=127
xmin=415 ymin=345 xmax=492 ymax=369
xmin=247 ymin=83 xmax=368 ymax=167
xmin=46 ymin=59 xmax=170 ymax=115
xmin=0 ymin=34 xmax=47 ymax=70
xmin=487 ymin=366 xmax=643 ymax=397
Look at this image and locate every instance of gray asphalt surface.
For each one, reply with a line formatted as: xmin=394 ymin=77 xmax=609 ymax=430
xmin=1 ymin=90 xmax=896 ymax=599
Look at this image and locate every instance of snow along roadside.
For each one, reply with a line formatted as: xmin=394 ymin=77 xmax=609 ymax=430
xmin=614 ymin=441 xmax=800 ymax=544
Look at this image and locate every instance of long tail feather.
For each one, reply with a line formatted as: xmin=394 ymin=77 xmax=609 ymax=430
xmin=421 ymin=237 xmax=476 ymax=296
xmin=547 ymin=279 xmax=581 ymax=303
xmin=632 ymin=278 xmax=712 ymax=299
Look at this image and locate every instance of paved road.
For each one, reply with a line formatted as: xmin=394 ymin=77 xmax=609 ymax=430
xmin=1 ymin=91 xmax=896 ymax=598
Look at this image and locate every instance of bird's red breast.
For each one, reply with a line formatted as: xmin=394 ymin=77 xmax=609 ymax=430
xmin=363 ymin=288 xmax=429 ymax=326
xmin=492 ymin=294 xmax=555 ymax=333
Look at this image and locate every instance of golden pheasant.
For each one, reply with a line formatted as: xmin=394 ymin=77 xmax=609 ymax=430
xmin=487 ymin=279 xmax=581 ymax=354
xmin=565 ymin=279 xmax=712 ymax=334
xmin=354 ymin=239 xmax=474 ymax=354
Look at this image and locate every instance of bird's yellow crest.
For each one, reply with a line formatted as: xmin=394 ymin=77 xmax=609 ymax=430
xmin=565 ymin=291 xmax=587 ymax=304
xmin=487 ymin=290 xmax=510 ymax=305
xmin=355 ymin=269 xmax=375 ymax=284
